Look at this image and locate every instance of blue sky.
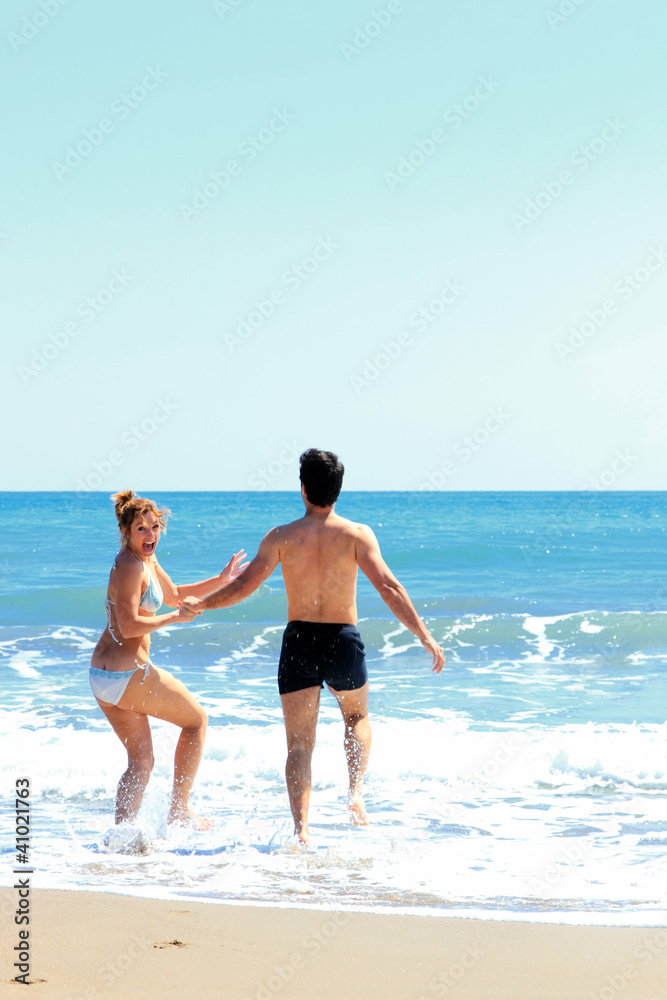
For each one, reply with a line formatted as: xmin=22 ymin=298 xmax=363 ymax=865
xmin=3 ymin=0 xmax=666 ymax=490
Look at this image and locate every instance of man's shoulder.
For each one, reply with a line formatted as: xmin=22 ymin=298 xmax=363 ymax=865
xmin=262 ymin=518 xmax=307 ymax=544
xmin=327 ymin=515 xmax=377 ymax=545
xmin=269 ymin=517 xmax=304 ymax=535
xmin=336 ymin=514 xmax=372 ymax=533
xmin=266 ymin=514 xmax=375 ymax=542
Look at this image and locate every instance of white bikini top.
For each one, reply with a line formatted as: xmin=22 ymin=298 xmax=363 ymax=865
xmin=105 ymin=550 xmax=163 ymax=646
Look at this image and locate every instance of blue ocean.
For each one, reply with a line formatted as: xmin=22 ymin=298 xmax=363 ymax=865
xmin=1 ymin=491 xmax=666 ymax=923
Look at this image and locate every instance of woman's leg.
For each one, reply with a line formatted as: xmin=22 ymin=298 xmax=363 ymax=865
xmin=95 ymin=699 xmax=154 ymax=823
xmin=117 ymin=664 xmax=210 ymax=828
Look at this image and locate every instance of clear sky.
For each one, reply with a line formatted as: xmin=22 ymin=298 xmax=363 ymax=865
xmin=3 ymin=0 xmax=666 ymax=490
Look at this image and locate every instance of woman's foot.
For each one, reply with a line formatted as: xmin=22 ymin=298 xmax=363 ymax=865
xmin=168 ymin=807 xmax=214 ymax=831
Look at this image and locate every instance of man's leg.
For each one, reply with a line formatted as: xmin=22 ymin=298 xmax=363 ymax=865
xmin=280 ymin=685 xmax=321 ymax=845
xmin=328 ymin=682 xmax=371 ymax=825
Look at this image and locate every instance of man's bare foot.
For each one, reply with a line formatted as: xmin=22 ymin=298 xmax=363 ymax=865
xmin=295 ymin=822 xmax=310 ymax=847
xmin=348 ymin=791 xmax=368 ymax=826
xmin=168 ymin=807 xmax=214 ymax=831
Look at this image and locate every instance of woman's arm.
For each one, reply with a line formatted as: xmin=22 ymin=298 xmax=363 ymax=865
xmin=115 ymin=555 xmax=197 ymax=637
xmin=154 ymin=551 xmax=249 ymax=606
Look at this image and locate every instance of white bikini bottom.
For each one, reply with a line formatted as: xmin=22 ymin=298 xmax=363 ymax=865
xmin=89 ymin=660 xmax=151 ymax=706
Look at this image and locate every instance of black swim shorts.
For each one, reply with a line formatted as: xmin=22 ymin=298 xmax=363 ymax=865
xmin=278 ymin=620 xmax=368 ymax=696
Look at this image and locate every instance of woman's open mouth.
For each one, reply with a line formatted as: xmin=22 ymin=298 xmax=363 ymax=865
xmin=142 ymin=541 xmax=155 ymax=554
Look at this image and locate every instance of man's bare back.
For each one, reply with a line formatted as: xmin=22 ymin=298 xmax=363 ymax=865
xmin=269 ymin=506 xmax=366 ymax=624
xmin=189 ymin=450 xmax=444 ymax=844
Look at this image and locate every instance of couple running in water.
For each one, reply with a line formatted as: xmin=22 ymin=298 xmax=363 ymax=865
xmin=90 ymin=449 xmax=444 ymax=844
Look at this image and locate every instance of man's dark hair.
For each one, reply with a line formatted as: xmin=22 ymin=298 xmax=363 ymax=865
xmin=299 ymin=449 xmax=344 ymax=507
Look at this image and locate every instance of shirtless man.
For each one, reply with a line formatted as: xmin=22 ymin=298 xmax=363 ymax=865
xmin=187 ymin=449 xmax=444 ymax=845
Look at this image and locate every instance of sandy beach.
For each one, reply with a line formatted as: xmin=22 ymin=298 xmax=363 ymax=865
xmin=1 ymin=888 xmax=666 ymax=999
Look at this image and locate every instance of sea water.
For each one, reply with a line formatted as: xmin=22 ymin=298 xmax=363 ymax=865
xmin=1 ymin=491 xmax=666 ymax=922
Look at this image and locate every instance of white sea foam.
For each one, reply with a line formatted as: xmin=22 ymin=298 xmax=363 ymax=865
xmin=8 ymin=655 xmax=41 ymax=678
xmin=3 ymin=712 xmax=666 ymax=916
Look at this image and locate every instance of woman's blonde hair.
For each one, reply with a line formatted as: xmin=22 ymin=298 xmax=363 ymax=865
xmin=111 ymin=490 xmax=170 ymax=543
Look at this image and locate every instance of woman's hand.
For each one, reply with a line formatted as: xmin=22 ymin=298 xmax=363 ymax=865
xmin=177 ymin=597 xmax=202 ymax=621
xmin=219 ymin=550 xmax=249 ymax=586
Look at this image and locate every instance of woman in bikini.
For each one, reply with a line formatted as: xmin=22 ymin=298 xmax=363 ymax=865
xmin=90 ymin=490 xmax=246 ymax=829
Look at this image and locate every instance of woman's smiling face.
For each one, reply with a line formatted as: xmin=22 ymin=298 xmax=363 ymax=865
xmin=126 ymin=512 xmax=161 ymax=559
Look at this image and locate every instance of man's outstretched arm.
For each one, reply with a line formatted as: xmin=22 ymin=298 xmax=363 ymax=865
xmin=186 ymin=530 xmax=280 ymax=612
xmin=355 ymin=525 xmax=445 ymax=673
